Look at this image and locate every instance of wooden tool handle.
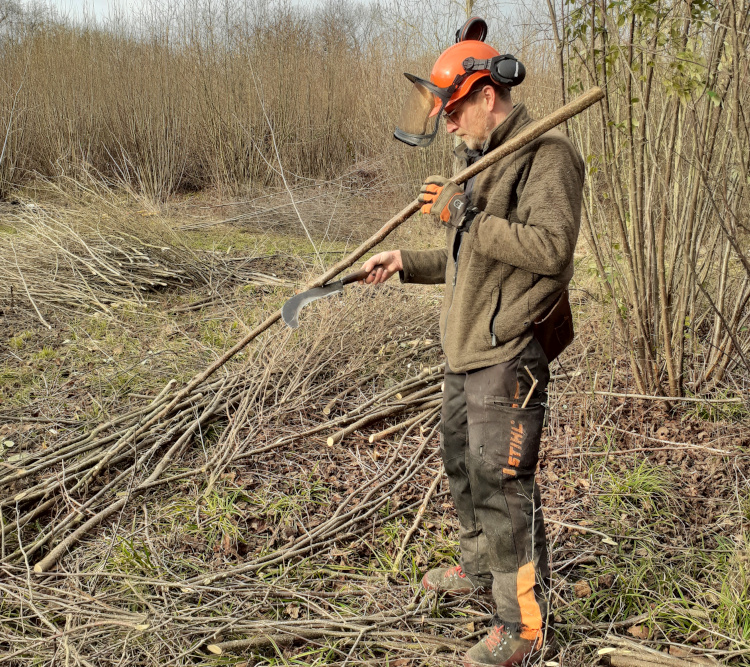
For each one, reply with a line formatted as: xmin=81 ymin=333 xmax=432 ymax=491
xmin=340 ymin=265 xmax=384 ymax=285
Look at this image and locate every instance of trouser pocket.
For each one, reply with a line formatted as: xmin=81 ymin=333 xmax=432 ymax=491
xmin=469 ymin=400 xmax=545 ymax=478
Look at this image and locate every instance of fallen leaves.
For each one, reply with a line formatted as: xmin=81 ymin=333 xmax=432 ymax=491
xmin=574 ymin=580 xmax=592 ymax=598
xmin=627 ymin=624 xmax=650 ymax=639
xmin=284 ymin=604 xmax=300 ymax=619
xmin=597 ymin=574 xmax=614 ymax=588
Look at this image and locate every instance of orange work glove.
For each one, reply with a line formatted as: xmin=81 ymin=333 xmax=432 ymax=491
xmin=418 ymin=175 xmax=470 ymax=227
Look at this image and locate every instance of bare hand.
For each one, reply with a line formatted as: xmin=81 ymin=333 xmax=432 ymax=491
xmin=361 ymin=251 xmax=403 ymax=285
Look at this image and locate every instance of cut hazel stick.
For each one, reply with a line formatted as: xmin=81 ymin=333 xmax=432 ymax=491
xmin=369 ymin=405 xmax=441 ymax=444
xmin=327 ymin=399 xmax=442 ymax=447
xmin=393 ymin=382 xmax=442 ymax=404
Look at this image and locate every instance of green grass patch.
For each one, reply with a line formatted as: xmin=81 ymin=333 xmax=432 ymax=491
xmin=9 ymin=331 xmax=33 ymax=350
xmin=688 ymin=392 xmax=749 ymax=423
xmin=598 ymin=459 xmax=675 ymax=512
xmin=108 ymin=536 xmax=159 ymax=577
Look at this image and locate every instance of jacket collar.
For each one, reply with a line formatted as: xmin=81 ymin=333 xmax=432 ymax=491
xmin=454 ymin=102 xmax=533 ymax=162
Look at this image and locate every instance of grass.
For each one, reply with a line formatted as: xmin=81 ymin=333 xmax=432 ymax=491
xmin=199 ymin=318 xmax=243 ymax=349
xmin=598 ymin=459 xmax=676 ymax=513
xmin=9 ymin=331 xmax=32 ymax=350
xmin=162 ymin=485 xmax=249 ymax=553
xmin=689 ymin=393 xmax=750 ymax=423
xmin=548 ymin=444 xmax=749 ymax=656
xmin=109 ymin=536 xmax=159 ymax=576
xmin=559 ymin=538 xmax=750 ymax=648
xmin=32 ymin=346 xmax=57 ymax=361
xmin=256 ymin=476 xmax=331 ymax=523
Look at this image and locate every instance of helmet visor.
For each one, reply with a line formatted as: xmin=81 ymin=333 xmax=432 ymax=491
xmin=394 ymin=74 xmax=449 ymax=147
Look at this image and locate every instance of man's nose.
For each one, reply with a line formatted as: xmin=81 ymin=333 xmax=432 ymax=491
xmin=445 ymin=116 xmax=458 ymax=133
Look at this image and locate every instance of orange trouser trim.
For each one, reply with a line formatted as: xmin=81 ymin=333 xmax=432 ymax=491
xmin=517 ymin=562 xmax=543 ymax=641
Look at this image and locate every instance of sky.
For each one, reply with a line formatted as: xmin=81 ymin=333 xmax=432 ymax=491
xmin=38 ymin=0 xmax=324 ymax=23
xmin=41 ymin=0 xmax=150 ymax=22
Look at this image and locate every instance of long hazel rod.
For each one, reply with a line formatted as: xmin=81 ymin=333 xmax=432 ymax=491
xmin=31 ymin=88 xmax=605 ymax=574
xmin=166 ymin=86 xmax=605 ymax=411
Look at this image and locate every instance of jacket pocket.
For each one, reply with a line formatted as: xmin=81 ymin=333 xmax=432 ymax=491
xmin=489 ymin=287 xmax=502 ymax=346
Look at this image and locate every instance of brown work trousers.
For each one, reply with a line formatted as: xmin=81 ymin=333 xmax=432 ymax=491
xmin=440 ymin=338 xmax=550 ymax=635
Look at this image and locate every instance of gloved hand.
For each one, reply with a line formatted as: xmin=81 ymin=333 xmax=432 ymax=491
xmin=418 ymin=175 xmax=470 ymax=227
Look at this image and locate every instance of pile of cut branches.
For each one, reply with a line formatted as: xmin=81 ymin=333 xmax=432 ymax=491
xmin=0 ymin=281 xmax=478 ymax=664
xmin=0 ymin=287 xmax=443 ymax=575
xmin=0 ymin=202 xmax=200 ymax=320
xmin=0 ymin=200 xmax=293 ymax=324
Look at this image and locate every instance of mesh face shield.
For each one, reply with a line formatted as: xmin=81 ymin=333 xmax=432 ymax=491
xmin=394 ymin=74 xmax=453 ymax=147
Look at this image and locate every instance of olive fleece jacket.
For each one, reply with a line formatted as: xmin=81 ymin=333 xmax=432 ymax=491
xmin=399 ymin=103 xmax=584 ymax=372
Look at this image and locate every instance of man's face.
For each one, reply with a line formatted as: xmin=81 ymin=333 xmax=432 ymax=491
xmin=444 ymin=87 xmax=494 ymax=150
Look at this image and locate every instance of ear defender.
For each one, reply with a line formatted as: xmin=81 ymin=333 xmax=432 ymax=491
xmin=462 ymin=54 xmax=526 ymax=87
xmin=490 ymin=54 xmax=526 ymax=87
xmin=455 ymin=17 xmax=488 ymax=43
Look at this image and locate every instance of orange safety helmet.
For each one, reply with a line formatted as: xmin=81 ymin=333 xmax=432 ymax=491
xmin=394 ymin=38 xmax=525 ymax=147
xmin=428 ymin=40 xmax=501 ymax=118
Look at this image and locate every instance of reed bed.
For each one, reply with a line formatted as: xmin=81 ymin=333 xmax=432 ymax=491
xmin=0 ymin=0 xmax=556 ymax=201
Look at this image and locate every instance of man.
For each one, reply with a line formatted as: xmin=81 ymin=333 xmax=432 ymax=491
xmin=362 ymin=38 xmax=584 ymax=667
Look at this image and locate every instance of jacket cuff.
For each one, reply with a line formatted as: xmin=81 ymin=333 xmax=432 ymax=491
xmin=399 ymin=249 xmax=420 ymax=283
xmin=398 ymin=248 xmax=447 ymax=284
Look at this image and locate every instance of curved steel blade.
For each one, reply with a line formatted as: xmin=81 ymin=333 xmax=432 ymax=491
xmin=281 ymin=281 xmax=344 ymax=329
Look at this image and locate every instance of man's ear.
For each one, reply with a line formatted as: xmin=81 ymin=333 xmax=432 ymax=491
xmin=482 ymin=84 xmax=497 ymax=110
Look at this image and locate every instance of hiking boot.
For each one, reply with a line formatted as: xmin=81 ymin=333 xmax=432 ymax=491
xmin=463 ymin=621 xmax=543 ymax=666
xmin=421 ymin=565 xmax=488 ymax=595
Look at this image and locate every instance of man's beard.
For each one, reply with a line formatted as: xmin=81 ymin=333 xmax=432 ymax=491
xmin=463 ymin=133 xmax=485 ymax=150
xmin=462 ymin=105 xmax=493 ymax=151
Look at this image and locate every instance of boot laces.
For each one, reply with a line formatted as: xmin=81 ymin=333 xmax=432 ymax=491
xmin=445 ymin=565 xmax=466 ymax=580
xmin=484 ymin=623 xmax=508 ymax=652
